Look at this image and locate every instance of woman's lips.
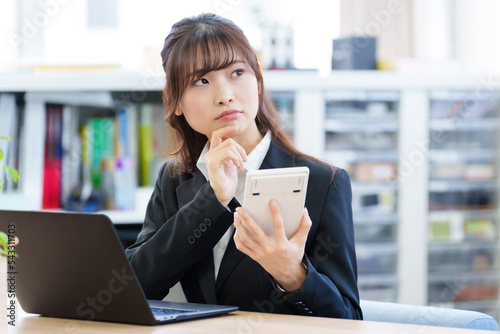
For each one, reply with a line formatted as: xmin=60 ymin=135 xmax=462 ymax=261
xmin=216 ymin=110 xmax=241 ymax=121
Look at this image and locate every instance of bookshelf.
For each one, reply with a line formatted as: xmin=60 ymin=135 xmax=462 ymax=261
xmin=1 ymin=70 xmax=499 ymax=317
xmin=426 ymin=90 xmax=500 ymax=318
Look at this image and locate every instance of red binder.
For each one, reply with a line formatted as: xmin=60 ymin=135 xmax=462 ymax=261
xmin=42 ymin=104 xmax=63 ymax=209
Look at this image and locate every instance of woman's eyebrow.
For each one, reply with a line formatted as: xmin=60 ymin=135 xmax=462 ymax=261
xmin=223 ymin=60 xmax=246 ymax=68
xmin=187 ymin=60 xmax=247 ymax=77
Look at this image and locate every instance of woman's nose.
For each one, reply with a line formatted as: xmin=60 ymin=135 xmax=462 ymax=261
xmin=215 ymin=81 xmax=234 ymax=105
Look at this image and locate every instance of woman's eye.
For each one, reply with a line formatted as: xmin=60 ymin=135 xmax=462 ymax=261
xmin=193 ymin=78 xmax=208 ymax=86
xmin=231 ymin=69 xmax=244 ymax=78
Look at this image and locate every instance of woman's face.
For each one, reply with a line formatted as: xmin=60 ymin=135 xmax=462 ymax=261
xmin=178 ymin=59 xmax=261 ymax=150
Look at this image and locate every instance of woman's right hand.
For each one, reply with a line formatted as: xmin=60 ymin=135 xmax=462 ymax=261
xmin=204 ymin=125 xmax=247 ymax=207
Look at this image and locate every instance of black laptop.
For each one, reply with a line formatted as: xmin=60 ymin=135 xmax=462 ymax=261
xmin=0 ymin=210 xmax=238 ymax=325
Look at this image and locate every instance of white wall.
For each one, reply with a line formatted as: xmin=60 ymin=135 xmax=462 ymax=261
xmin=3 ymin=0 xmax=499 ymax=74
xmin=412 ymin=0 xmax=453 ymax=62
xmin=454 ymin=0 xmax=500 ymax=74
xmin=412 ymin=0 xmax=500 ymax=74
xmin=43 ymin=0 xmax=214 ymax=70
xmin=0 ymin=0 xmax=341 ymax=73
xmin=0 ymin=0 xmax=21 ymax=68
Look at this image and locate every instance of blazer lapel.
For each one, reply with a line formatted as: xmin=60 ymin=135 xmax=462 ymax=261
xmin=215 ymin=232 xmax=245 ymax=292
xmin=175 ymin=170 xmax=218 ymax=303
xmin=259 ymin=141 xmax=296 ymax=170
xmin=196 ymin=253 xmax=218 ymax=304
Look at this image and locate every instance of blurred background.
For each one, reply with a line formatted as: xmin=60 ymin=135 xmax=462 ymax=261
xmin=1 ymin=0 xmax=500 ymax=74
xmin=1 ymin=0 xmax=500 ymax=322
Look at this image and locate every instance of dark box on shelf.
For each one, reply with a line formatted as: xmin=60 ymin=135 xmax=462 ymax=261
xmin=332 ymin=36 xmax=377 ymax=70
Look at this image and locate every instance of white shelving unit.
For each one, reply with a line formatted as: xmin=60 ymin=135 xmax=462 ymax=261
xmin=322 ymin=89 xmax=401 ymax=304
xmin=1 ymin=70 xmax=499 ymax=315
xmin=426 ymin=90 xmax=500 ymax=319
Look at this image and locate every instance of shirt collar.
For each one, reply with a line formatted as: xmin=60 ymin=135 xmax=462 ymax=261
xmin=196 ymin=130 xmax=271 ymax=181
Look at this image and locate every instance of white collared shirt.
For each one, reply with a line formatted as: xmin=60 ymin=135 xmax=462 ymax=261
xmin=196 ymin=130 xmax=271 ymax=280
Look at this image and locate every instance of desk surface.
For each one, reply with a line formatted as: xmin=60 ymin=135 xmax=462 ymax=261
xmin=6 ymin=310 xmax=496 ymax=334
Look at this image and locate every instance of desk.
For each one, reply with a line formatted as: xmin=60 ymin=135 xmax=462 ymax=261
xmin=6 ymin=310 xmax=495 ymax=334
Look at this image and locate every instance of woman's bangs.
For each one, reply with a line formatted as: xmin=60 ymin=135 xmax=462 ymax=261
xmin=181 ymin=33 xmax=245 ymax=84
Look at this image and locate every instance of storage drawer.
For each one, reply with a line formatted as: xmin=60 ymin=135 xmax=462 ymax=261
xmin=354 ymin=223 xmax=396 ymax=243
xmin=429 ymin=130 xmax=497 ymax=150
xmin=428 ymin=243 xmax=499 ymax=272
xmin=325 ymin=132 xmax=396 ymax=150
xmin=429 ymin=211 xmax=496 ymax=242
xmin=428 ymin=273 xmax=500 ymax=303
xmin=359 ymin=284 xmax=397 ymax=302
xmin=429 ymin=189 xmax=496 ymax=210
xmin=356 ymin=244 xmax=397 ymax=274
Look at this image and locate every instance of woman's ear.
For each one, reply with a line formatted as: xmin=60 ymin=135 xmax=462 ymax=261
xmin=257 ymin=62 xmax=263 ymax=94
xmin=175 ymin=104 xmax=183 ymax=116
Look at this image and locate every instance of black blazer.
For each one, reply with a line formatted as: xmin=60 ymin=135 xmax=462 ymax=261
xmin=125 ymin=142 xmax=362 ymax=319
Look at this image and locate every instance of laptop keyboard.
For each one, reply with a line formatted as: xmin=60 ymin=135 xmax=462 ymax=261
xmin=151 ymin=307 xmax=197 ymax=316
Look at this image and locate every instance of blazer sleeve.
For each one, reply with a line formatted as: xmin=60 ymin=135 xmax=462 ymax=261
xmin=275 ymin=169 xmax=363 ymax=319
xmin=125 ymin=164 xmax=236 ymax=300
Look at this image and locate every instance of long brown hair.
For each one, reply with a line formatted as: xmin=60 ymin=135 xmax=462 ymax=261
xmin=161 ymin=13 xmax=319 ymax=175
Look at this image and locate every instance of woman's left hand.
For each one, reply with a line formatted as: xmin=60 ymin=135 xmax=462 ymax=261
xmin=233 ymin=200 xmax=312 ymax=291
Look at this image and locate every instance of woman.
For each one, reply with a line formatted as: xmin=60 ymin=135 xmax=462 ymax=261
xmin=126 ymin=13 xmax=362 ymax=319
